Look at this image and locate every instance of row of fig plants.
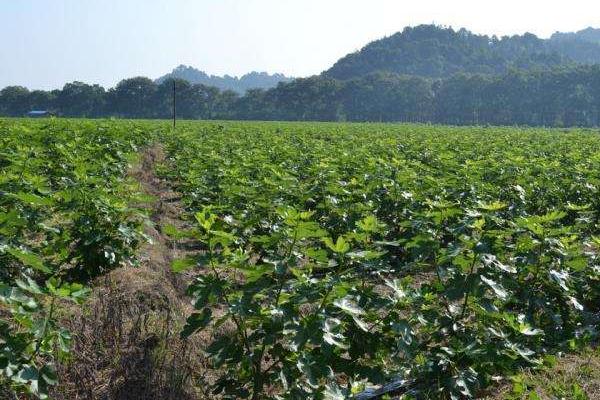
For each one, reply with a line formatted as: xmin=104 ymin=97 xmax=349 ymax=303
xmin=0 ymin=119 xmax=156 ymax=398
xmin=162 ymin=122 xmax=600 ymax=399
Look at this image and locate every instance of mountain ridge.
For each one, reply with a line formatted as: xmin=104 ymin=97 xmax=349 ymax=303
xmin=156 ymin=65 xmax=293 ymax=94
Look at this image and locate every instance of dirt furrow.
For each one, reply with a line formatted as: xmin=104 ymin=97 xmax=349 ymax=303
xmin=52 ymin=144 xmax=207 ymax=400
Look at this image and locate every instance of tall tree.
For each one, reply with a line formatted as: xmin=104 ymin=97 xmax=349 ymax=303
xmin=109 ymin=77 xmax=157 ymax=118
xmin=56 ymin=82 xmax=106 ymax=117
xmin=0 ymin=86 xmax=30 ymax=116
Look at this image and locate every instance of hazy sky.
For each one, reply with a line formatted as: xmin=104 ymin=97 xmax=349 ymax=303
xmin=2 ymin=0 xmax=599 ymax=90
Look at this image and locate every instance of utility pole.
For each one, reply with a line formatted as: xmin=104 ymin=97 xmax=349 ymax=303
xmin=172 ymin=80 xmax=176 ymax=128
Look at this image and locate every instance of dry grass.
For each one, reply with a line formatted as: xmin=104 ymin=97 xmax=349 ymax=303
xmin=484 ymin=348 xmax=600 ymax=400
xmin=50 ymin=144 xmax=212 ymax=400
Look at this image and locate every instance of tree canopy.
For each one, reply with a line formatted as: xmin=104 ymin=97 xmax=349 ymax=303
xmin=324 ymin=25 xmax=600 ymax=80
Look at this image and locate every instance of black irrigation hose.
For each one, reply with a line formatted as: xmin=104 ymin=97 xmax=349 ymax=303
xmin=354 ymin=378 xmax=415 ymax=400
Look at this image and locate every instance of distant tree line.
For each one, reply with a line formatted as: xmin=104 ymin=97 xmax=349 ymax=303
xmin=2 ymin=65 xmax=600 ymax=127
xmin=0 ymin=78 xmax=235 ymax=120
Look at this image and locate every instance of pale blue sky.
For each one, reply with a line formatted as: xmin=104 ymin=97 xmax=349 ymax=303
xmin=1 ymin=0 xmax=599 ymax=90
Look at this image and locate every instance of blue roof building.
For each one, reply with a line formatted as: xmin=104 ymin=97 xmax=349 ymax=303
xmin=26 ymin=110 xmax=52 ymax=117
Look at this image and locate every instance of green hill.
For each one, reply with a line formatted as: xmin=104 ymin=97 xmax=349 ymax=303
xmin=324 ymin=25 xmax=600 ymax=80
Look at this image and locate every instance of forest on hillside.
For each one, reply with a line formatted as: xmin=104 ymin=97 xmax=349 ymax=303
xmin=325 ymin=25 xmax=600 ymax=79
xmin=3 ymin=25 xmax=600 ymax=127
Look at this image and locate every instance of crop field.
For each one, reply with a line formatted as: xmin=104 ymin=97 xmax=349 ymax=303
xmin=1 ymin=119 xmax=599 ymax=399
xmin=0 ymin=119 xmax=156 ymax=398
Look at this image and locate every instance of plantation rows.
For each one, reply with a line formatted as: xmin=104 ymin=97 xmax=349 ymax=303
xmin=0 ymin=119 xmax=156 ymax=397
xmin=161 ymin=122 xmax=600 ymax=398
xmin=1 ymin=119 xmax=599 ymax=399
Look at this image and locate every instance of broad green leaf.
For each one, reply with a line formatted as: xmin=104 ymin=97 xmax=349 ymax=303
xmin=478 ymin=201 xmax=507 ymax=211
xmin=481 ymin=276 xmax=509 ymax=300
xmin=324 ymin=236 xmax=350 ymax=254
xmin=181 ymin=308 xmax=212 ymax=338
xmin=11 ymin=192 xmax=54 ymax=206
xmin=7 ymin=248 xmax=51 ymax=273
xmin=333 ymin=297 xmax=364 ymax=315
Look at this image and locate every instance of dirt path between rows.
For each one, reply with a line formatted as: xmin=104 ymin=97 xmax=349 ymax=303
xmin=52 ymin=144 xmax=209 ymax=400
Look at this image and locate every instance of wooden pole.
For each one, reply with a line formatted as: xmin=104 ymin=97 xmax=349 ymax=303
xmin=172 ymin=80 xmax=176 ymax=128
